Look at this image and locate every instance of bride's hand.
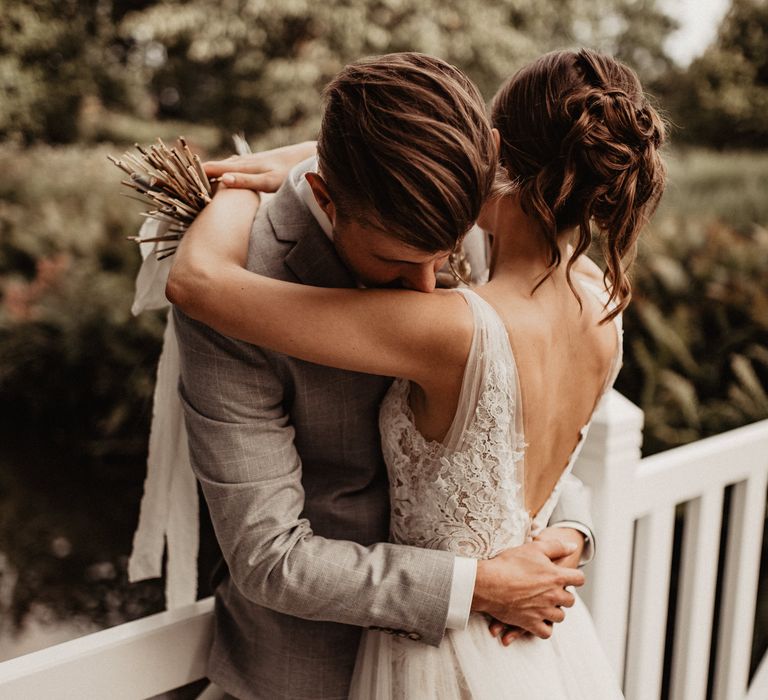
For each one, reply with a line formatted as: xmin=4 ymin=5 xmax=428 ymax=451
xmin=167 ymin=187 xmax=261 ymax=311
xmin=203 ymin=141 xmax=317 ymax=192
xmin=533 ymin=526 xmax=585 ymax=570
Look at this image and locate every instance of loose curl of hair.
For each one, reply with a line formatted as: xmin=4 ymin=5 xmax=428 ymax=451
xmin=491 ymin=48 xmax=667 ymax=321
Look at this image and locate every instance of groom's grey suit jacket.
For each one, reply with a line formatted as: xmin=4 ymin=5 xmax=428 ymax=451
xmin=174 ymin=165 xmax=594 ymax=700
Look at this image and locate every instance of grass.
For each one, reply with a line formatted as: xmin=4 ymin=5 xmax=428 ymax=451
xmin=659 ymin=148 xmax=768 ymax=232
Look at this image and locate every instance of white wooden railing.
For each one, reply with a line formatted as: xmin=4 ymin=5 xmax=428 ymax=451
xmin=1 ymin=390 xmax=766 ymax=700
xmin=576 ymin=391 xmax=768 ymax=700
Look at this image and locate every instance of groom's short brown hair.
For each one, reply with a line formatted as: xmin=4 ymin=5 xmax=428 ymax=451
xmin=317 ymin=52 xmax=496 ymax=253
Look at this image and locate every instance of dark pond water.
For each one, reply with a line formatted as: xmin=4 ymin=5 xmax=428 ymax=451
xmin=0 ymin=442 xmax=166 ymax=659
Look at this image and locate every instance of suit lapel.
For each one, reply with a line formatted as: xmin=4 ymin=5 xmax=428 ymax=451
xmin=283 ymin=228 xmax=355 ymax=289
xmin=264 ymin=167 xmax=355 ymax=289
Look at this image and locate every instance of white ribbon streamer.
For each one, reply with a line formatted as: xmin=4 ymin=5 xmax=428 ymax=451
xmin=127 ymin=217 xmax=198 ymax=608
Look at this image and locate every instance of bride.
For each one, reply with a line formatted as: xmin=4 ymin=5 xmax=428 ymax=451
xmin=167 ymin=49 xmax=665 ymax=698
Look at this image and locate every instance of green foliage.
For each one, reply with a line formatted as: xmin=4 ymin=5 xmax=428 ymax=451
xmin=661 ymin=0 xmax=768 ymax=147
xmin=0 ymin=143 xmax=175 ymax=631
xmin=615 ymin=150 xmax=768 ymax=454
xmin=602 ymin=0 xmax=679 ymax=81
xmin=656 ymin=149 xmax=768 ymax=232
xmin=118 ymin=0 xmax=675 ymax=138
xmin=0 ymin=144 xmax=165 ymax=451
xmin=0 ymin=0 xmax=677 ymax=145
xmin=119 ymin=0 xmax=550 ymax=137
xmin=0 ymin=0 xmax=149 ymax=143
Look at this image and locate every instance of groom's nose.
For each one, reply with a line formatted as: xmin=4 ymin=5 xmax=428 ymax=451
xmin=401 ymin=263 xmax=438 ymax=293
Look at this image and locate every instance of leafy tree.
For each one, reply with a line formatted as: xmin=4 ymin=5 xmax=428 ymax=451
xmin=604 ymin=0 xmax=679 ymax=81
xmin=0 ymin=0 xmax=149 ymax=143
xmin=118 ymin=0 xmax=676 ymax=145
xmin=0 ymin=0 xmax=677 ymax=144
xmin=664 ymin=0 xmax=768 ymax=148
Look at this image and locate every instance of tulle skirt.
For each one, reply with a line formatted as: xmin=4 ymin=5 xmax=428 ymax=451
xmin=349 ymin=592 xmax=624 ymax=699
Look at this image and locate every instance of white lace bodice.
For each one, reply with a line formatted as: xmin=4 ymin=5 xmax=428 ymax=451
xmin=379 ymin=286 xmax=623 ymax=559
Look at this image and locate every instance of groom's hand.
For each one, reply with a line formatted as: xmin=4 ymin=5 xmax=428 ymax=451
xmin=471 ymin=539 xmax=584 ymax=642
xmin=203 ymin=141 xmax=317 ymax=192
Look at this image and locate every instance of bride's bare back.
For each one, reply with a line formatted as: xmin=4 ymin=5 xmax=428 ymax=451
xmin=408 ymin=256 xmax=618 ymax=521
xmin=479 ymin=270 xmax=618 ymax=519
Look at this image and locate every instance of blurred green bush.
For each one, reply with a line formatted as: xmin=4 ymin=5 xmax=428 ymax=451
xmin=0 ymin=144 xmax=165 ymax=453
xmin=615 ymin=149 xmax=768 ymax=454
xmin=0 ymin=144 xmax=172 ymax=631
xmin=657 ymin=0 xmax=768 ymax=148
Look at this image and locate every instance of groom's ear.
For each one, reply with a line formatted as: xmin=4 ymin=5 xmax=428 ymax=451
xmin=305 ymin=172 xmax=337 ymax=224
xmin=492 ymin=128 xmax=501 ymax=156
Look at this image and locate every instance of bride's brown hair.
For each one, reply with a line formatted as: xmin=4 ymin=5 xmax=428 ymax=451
xmin=491 ymin=48 xmax=666 ymax=320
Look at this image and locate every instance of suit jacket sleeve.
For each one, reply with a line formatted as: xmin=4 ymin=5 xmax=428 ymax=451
xmin=173 ymin=307 xmax=454 ymax=646
xmin=547 ymin=473 xmax=594 ymax=533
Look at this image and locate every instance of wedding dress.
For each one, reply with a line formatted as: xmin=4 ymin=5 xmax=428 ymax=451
xmin=349 ymin=285 xmax=625 ymax=699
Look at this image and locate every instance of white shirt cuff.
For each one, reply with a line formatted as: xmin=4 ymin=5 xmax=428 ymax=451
xmin=446 ymin=556 xmax=477 ymax=629
xmin=549 ymin=521 xmax=595 ymax=567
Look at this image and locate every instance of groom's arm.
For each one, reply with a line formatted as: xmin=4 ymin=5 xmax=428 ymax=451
xmin=173 ymin=306 xmax=456 ymax=646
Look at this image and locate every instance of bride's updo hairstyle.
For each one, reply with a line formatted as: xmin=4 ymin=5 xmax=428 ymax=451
xmin=491 ymin=48 xmax=666 ymax=320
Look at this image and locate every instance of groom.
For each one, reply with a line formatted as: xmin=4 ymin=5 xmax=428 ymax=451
xmin=175 ymin=53 xmax=594 ymax=700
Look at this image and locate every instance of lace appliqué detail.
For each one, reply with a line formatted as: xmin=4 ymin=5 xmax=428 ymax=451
xmin=380 ymin=363 xmax=529 ymax=560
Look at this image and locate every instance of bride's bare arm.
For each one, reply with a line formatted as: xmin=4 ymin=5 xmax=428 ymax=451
xmin=166 ymin=188 xmax=473 ymax=387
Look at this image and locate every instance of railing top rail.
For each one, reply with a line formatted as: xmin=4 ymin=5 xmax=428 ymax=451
xmin=0 ymin=597 xmax=214 ymax=700
xmin=628 ymin=418 xmax=768 ymax=518
xmin=641 ymin=418 xmax=768 ymax=472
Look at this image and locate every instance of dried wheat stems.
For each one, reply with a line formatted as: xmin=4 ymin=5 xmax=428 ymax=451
xmin=109 ymin=137 xmax=212 ymax=258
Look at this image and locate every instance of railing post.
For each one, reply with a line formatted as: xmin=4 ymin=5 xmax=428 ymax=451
xmin=713 ymin=470 xmax=768 ymax=700
xmin=572 ymin=389 xmax=644 ymax=683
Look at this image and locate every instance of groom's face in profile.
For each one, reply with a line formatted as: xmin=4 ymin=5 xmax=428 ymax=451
xmin=334 ymin=221 xmax=452 ymax=293
xmin=306 ymin=171 xmax=453 ymax=292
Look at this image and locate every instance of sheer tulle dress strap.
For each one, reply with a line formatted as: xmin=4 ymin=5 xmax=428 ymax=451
xmin=442 ymin=289 xmax=525 ymax=462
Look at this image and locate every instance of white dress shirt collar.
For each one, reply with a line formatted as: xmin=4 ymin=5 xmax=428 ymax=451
xmin=291 ymin=157 xmax=334 ymax=241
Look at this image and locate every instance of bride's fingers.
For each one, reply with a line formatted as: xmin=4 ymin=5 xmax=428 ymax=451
xmin=203 ymin=158 xmax=269 ymax=176
xmin=489 ymin=620 xmax=505 ymax=637
xmin=554 ymin=589 xmax=576 ymax=608
xmin=219 ymin=172 xmax=283 ymax=192
xmin=533 ymin=537 xmax=578 ymax=562
xmin=500 ymin=627 xmax=525 ymax=646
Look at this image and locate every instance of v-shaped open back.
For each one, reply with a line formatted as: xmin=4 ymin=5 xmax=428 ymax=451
xmin=464 ymin=282 xmax=623 ymax=531
xmin=378 ymin=282 xmax=623 ymax=559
